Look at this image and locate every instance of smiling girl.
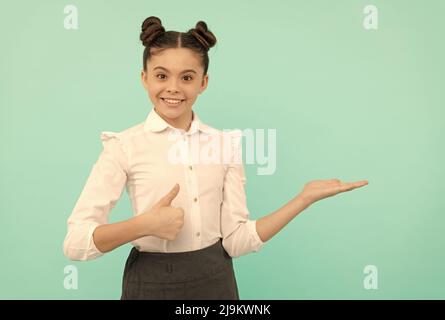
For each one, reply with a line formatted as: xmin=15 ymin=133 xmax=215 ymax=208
xmin=63 ymin=16 xmax=368 ymax=300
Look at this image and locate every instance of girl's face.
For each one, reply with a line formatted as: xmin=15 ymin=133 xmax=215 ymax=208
xmin=141 ymin=47 xmax=208 ymax=128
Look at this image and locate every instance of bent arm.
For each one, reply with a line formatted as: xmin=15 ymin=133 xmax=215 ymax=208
xmin=64 ymin=132 xmax=130 ymax=261
xmin=92 ymin=215 xmax=150 ymax=253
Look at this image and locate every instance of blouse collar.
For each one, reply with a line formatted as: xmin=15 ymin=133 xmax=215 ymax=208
xmin=144 ymin=106 xmax=212 ymax=135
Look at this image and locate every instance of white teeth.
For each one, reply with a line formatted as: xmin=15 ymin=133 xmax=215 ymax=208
xmin=163 ymin=98 xmax=182 ymax=104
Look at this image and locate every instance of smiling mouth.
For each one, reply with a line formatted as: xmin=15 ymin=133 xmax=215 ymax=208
xmin=161 ymin=98 xmax=185 ymax=105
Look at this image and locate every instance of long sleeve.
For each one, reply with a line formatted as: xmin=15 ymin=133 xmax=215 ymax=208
xmin=63 ymin=131 xmax=129 ymax=261
xmin=220 ymin=130 xmax=265 ymax=258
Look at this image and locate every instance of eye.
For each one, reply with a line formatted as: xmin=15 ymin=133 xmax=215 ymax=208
xmin=156 ymin=74 xmax=166 ymax=79
xmin=183 ymin=75 xmax=193 ymax=81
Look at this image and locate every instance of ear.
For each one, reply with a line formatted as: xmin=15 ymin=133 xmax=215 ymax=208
xmin=199 ymin=74 xmax=209 ymax=94
xmin=141 ymin=70 xmax=148 ymax=90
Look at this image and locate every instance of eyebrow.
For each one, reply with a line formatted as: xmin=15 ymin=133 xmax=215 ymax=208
xmin=153 ymin=66 xmax=197 ymax=74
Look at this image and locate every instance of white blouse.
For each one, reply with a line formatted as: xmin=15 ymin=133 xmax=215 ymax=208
xmin=63 ymin=107 xmax=265 ymax=261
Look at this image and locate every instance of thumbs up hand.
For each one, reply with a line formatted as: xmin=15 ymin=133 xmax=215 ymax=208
xmin=136 ymin=184 xmax=185 ymax=241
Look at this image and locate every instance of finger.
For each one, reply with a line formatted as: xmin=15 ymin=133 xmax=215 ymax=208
xmin=338 ymin=181 xmax=368 ymax=192
xmin=336 ymin=179 xmax=368 ymax=185
xmin=337 ymin=184 xmax=355 ymax=192
xmin=352 ymin=180 xmax=369 ymax=186
xmin=156 ymin=183 xmax=180 ymax=207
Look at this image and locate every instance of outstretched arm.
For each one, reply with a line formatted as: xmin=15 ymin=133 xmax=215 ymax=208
xmin=255 ymin=179 xmax=369 ymax=242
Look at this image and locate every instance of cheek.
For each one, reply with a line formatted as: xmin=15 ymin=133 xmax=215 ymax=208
xmin=147 ymin=85 xmax=162 ymax=97
xmin=186 ymin=86 xmax=201 ymax=97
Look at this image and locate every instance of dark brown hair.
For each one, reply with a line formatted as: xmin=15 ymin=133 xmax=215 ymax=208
xmin=139 ymin=16 xmax=217 ymax=75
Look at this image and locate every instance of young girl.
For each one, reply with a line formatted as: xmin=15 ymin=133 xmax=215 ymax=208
xmin=63 ymin=16 xmax=369 ymax=300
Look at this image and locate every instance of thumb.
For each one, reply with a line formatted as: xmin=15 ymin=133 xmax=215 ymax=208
xmin=155 ymin=183 xmax=180 ymax=208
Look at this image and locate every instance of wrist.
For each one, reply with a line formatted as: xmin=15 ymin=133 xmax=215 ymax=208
xmin=130 ymin=214 xmax=151 ymax=238
xmin=294 ymin=193 xmax=312 ymax=209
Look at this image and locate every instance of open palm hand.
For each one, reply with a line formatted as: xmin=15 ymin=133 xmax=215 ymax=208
xmin=299 ymin=179 xmax=369 ymax=206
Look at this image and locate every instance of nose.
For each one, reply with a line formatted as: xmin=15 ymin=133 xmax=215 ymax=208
xmin=166 ymin=79 xmax=180 ymax=94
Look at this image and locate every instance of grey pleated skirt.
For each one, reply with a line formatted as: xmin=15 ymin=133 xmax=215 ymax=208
xmin=120 ymin=238 xmax=240 ymax=300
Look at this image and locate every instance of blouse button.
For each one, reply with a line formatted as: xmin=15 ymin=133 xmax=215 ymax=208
xmin=189 ymin=165 xmax=193 ymax=170
xmin=196 ymin=232 xmax=200 ymax=237
xmin=193 ymin=197 xmax=198 ymax=202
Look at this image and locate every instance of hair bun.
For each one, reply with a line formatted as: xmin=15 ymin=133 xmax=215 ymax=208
xmin=189 ymin=21 xmax=217 ymax=51
xmin=140 ymin=16 xmax=165 ymax=47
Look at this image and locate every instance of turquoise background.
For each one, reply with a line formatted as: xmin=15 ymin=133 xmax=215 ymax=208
xmin=1 ymin=0 xmax=444 ymax=299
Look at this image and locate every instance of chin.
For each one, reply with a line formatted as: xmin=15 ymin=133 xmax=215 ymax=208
xmin=156 ymin=104 xmax=185 ymax=119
